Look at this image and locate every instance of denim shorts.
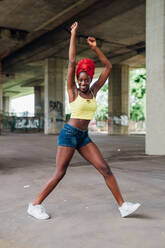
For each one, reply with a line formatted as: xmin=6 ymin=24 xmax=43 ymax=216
xmin=58 ymin=123 xmax=92 ymax=149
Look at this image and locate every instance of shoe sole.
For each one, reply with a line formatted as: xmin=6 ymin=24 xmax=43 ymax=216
xmin=121 ymin=203 xmax=141 ymax=217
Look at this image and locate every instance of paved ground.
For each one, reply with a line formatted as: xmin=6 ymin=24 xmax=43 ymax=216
xmin=0 ymin=133 xmax=165 ymax=248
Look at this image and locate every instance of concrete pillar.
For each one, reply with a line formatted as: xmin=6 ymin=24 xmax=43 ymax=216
xmin=146 ymin=0 xmax=165 ymax=155
xmin=3 ymin=96 xmax=10 ymax=113
xmin=108 ymin=64 xmax=129 ymax=135
xmin=34 ymin=86 xmax=44 ymax=115
xmin=0 ymin=62 xmax=2 ymax=134
xmin=44 ymin=58 xmax=65 ymax=134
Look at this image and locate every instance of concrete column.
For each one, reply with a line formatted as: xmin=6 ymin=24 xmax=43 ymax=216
xmin=0 ymin=62 xmax=2 ymax=134
xmin=146 ymin=0 xmax=165 ymax=155
xmin=3 ymin=96 xmax=10 ymax=113
xmin=34 ymin=86 xmax=44 ymax=115
xmin=108 ymin=64 xmax=129 ymax=135
xmin=44 ymin=58 xmax=65 ymax=134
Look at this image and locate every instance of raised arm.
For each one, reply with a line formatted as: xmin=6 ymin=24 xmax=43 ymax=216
xmin=88 ymin=37 xmax=112 ymax=96
xmin=67 ymin=22 xmax=78 ymax=102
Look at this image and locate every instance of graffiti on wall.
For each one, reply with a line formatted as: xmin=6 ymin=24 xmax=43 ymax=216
xmin=108 ymin=115 xmax=129 ymax=126
xmin=15 ymin=118 xmax=40 ymax=129
xmin=49 ymin=100 xmax=63 ymax=114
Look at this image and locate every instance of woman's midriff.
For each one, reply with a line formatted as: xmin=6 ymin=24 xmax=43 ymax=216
xmin=68 ymin=118 xmax=90 ymax=130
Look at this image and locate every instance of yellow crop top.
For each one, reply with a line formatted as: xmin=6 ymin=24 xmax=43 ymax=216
xmin=70 ymin=90 xmax=97 ymax=120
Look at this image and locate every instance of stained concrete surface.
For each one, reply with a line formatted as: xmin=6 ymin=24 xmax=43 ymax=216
xmin=0 ymin=133 xmax=165 ymax=248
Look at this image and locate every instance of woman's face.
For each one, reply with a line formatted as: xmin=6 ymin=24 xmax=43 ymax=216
xmin=78 ymin=71 xmax=91 ymax=93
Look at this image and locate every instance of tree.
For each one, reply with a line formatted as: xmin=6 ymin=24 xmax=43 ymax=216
xmin=95 ymin=106 xmax=108 ymax=121
xmin=94 ymin=81 xmax=108 ymax=121
xmin=130 ymin=70 xmax=146 ymax=122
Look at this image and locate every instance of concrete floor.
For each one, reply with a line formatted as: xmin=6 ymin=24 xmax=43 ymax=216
xmin=0 ymin=133 xmax=165 ymax=248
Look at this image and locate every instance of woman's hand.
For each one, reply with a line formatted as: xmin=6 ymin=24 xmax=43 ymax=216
xmin=70 ymin=22 xmax=79 ymax=34
xmin=87 ymin=37 xmax=97 ymax=49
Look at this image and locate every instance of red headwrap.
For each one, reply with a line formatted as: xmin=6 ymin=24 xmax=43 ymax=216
xmin=76 ymin=58 xmax=95 ymax=80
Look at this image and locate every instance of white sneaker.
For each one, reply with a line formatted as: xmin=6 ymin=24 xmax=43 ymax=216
xmin=27 ymin=203 xmax=50 ymax=220
xmin=119 ymin=202 xmax=141 ymax=217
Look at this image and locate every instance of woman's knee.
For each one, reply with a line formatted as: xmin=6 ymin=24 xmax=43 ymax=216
xmin=53 ymin=168 xmax=67 ymax=180
xmin=99 ymin=164 xmax=112 ymax=178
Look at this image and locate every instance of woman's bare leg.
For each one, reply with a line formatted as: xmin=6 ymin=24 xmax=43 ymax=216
xmin=32 ymin=146 xmax=75 ymax=205
xmin=78 ymin=142 xmax=124 ymax=206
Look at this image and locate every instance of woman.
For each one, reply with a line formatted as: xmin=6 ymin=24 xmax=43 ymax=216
xmin=27 ymin=22 xmax=140 ymax=219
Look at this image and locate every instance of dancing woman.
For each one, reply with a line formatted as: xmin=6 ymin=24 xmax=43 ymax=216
xmin=27 ymin=22 xmax=140 ymax=219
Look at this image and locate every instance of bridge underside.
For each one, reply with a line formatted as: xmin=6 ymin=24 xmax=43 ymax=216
xmin=0 ymin=0 xmax=145 ymax=98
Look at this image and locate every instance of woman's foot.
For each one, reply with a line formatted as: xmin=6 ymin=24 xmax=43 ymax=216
xmin=119 ymin=202 xmax=141 ymax=217
xmin=27 ymin=203 xmax=50 ymax=220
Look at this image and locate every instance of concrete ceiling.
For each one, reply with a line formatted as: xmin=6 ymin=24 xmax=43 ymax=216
xmin=0 ymin=0 xmax=145 ymax=98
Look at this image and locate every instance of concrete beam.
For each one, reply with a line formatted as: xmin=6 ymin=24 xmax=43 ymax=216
xmin=0 ymin=27 xmax=28 ymax=41
xmin=95 ymin=49 xmax=145 ymax=66
xmin=34 ymin=0 xmax=99 ymax=32
xmin=2 ymin=0 xmax=145 ymax=69
xmin=110 ymin=50 xmax=144 ymax=64
xmin=21 ymin=79 xmax=43 ymax=87
xmin=68 ymin=0 xmax=145 ymax=32
xmin=4 ymin=90 xmax=20 ymax=95
xmin=1 ymin=0 xmax=98 ymax=63
xmin=2 ymin=28 xmax=70 ymax=70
